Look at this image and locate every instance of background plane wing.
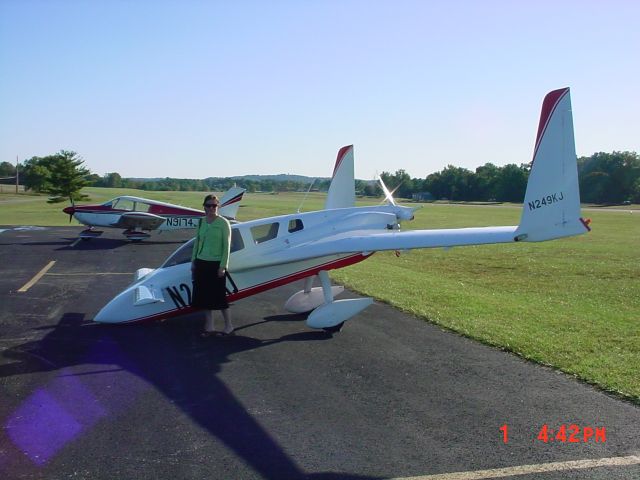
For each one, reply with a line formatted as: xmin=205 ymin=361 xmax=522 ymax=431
xmin=111 ymin=212 xmax=166 ymax=230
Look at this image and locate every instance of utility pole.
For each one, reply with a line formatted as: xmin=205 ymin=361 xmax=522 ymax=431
xmin=16 ymin=155 xmax=19 ymax=194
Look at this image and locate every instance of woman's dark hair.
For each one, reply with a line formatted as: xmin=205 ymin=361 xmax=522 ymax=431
xmin=203 ymin=194 xmax=219 ymax=206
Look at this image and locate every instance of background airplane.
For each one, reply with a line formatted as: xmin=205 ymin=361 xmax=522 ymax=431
xmin=95 ymin=88 xmax=590 ymax=331
xmin=63 ymin=187 xmax=245 ymax=241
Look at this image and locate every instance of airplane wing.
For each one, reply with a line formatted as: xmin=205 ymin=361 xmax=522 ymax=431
xmin=234 ymin=225 xmax=519 ymax=271
xmin=303 ymin=225 xmax=519 ymax=254
xmin=234 ymin=87 xmax=589 ymax=273
xmin=111 ymin=212 xmax=167 ymax=231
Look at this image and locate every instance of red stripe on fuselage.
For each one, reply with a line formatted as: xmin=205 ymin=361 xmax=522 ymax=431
xmin=73 ymin=206 xmax=202 ymax=217
xmin=147 ymin=205 xmax=202 ymax=215
xmin=119 ymin=252 xmax=372 ymax=324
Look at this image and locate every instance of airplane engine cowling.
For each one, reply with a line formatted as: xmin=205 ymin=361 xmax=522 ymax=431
xmin=284 ymin=286 xmax=344 ymax=313
xmin=306 ymin=298 xmax=373 ymax=329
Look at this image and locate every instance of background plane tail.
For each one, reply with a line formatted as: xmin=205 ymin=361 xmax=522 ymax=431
xmin=219 ymin=186 xmax=245 ymax=220
xmin=324 ymin=145 xmax=355 ymax=210
xmin=515 ymin=88 xmax=590 ymax=242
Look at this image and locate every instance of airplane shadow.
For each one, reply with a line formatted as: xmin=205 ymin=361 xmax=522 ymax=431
xmin=56 ymin=237 xmax=189 ymax=251
xmin=0 ymin=238 xmax=185 ymax=250
xmin=0 ymin=313 xmax=377 ymax=479
xmin=235 ymin=312 xmax=317 ymax=333
xmin=0 ymin=240 xmax=74 ymax=247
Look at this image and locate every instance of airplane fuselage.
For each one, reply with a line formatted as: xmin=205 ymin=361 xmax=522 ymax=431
xmin=65 ymin=190 xmax=244 ymax=238
xmin=94 ymin=204 xmax=416 ymax=324
xmin=73 ymin=210 xmax=203 ymax=230
xmin=93 ymin=88 xmax=589 ymax=330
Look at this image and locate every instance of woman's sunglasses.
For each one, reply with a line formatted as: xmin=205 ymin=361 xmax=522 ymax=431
xmin=204 ymin=203 xmax=219 ymax=208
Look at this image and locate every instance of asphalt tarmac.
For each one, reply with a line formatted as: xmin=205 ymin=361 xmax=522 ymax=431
xmin=1 ymin=226 xmax=639 ymax=479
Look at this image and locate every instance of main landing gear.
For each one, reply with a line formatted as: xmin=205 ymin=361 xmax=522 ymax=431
xmin=284 ymin=270 xmax=373 ymax=332
xmin=79 ymin=227 xmax=104 ymax=240
xmin=123 ymin=229 xmax=151 ymax=242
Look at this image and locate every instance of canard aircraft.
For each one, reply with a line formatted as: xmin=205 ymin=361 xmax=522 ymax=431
xmin=63 ymin=187 xmax=245 ymax=241
xmin=95 ymin=88 xmax=590 ymax=330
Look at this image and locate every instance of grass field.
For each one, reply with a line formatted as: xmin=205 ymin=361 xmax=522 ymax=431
xmin=2 ymin=189 xmax=639 ymax=403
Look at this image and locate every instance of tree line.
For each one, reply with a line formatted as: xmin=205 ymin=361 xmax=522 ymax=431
xmin=3 ymin=150 xmax=638 ymax=204
xmin=1 ymin=151 xmax=89 ymax=203
xmin=89 ymin=172 xmax=335 ymax=194
xmin=379 ymin=151 xmax=640 ymax=203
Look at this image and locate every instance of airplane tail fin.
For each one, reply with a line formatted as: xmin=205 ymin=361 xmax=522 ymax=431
xmin=515 ymin=88 xmax=590 ymax=242
xmin=324 ymin=145 xmax=355 ymax=210
xmin=219 ymin=186 xmax=246 ymax=220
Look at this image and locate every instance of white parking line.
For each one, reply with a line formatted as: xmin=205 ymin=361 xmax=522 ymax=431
xmin=70 ymin=238 xmax=82 ymax=247
xmin=391 ymin=455 xmax=640 ymax=480
xmin=45 ymin=272 xmax=132 ymax=276
xmin=17 ymin=260 xmax=56 ymax=292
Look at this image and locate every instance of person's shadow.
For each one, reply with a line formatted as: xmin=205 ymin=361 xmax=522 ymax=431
xmin=1 ymin=312 xmax=378 ymax=479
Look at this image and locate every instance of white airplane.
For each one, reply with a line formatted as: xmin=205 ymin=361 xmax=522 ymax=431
xmin=95 ymin=88 xmax=590 ymax=331
xmin=63 ymin=187 xmax=245 ymax=241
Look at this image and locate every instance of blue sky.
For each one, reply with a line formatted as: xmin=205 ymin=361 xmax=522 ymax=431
xmin=1 ymin=0 xmax=638 ymax=180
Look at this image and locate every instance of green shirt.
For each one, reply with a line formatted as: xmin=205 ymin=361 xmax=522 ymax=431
xmin=191 ymin=216 xmax=231 ymax=268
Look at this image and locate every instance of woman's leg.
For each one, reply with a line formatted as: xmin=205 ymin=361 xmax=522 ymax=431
xmin=221 ymin=308 xmax=234 ymax=334
xmin=204 ymin=310 xmax=216 ymax=333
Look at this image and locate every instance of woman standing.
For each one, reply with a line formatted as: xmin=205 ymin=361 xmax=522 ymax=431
xmin=191 ymin=194 xmax=234 ymax=336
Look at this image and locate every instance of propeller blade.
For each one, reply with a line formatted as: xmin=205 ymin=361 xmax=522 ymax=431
xmin=390 ymin=183 xmax=402 ymax=197
xmin=377 ymin=176 xmax=396 ymax=206
xmin=65 ymin=198 xmax=75 ymax=223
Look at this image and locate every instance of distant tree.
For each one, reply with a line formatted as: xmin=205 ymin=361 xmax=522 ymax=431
xmin=472 ymin=163 xmax=500 ymax=200
xmin=44 ymin=150 xmax=91 ymax=203
xmin=379 ymin=171 xmax=393 ymax=191
xmin=316 ymin=179 xmax=331 ymax=192
xmin=244 ymin=180 xmax=257 ymax=193
xmin=86 ymin=173 xmax=102 ymax=186
xmin=423 ymin=171 xmax=443 ymax=199
xmin=362 ymin=182 xmax=382 ymax=197
xmin=0 ymin=161 xmax=16 ymax=184
xmin=494 ymin=164 xmax=528 ymax=202
xmin=355 ymin=179 xmax=372 ymax=196
xmin=381 ymin=169 xmax=414 ymax=199
xmin=104 ymin=172 xmax=123 ymax=188
xmin=578 ymin=151 xmax=640 ymax=203
xmin=437 ymin=165 xmax=474 ymax=201
xmin=631 ymin=178 xmax=640 ymax=203
xmin=21 ymin=157 xmax=52 ymax=192
xmin=260 ymin=179 xmax=275 ymax=192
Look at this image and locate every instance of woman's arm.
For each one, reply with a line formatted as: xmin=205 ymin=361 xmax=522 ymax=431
xmin=218 ymin=219 xmax=231 ymax=273
xmin=191 ymin=219 xmax=201 ymax=266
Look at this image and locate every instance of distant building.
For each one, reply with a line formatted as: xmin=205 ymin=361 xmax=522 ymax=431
xmin=0 ymin=184 xmax=25 ymax=193
xmin=412 ymin=192 xmax=434 ymax=201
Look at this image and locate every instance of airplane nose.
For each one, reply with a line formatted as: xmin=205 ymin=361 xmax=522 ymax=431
xmin=94 ymin=298 xmax=127 ymax=324
xmin=63 ymin=206 xmax=74 ymax=215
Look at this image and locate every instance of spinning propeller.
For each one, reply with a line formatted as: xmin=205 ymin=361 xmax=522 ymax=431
xmin=376 ymin=175 xmax=396 ymax=206
xmin=377 ymin=175 xmax=420 ymax=221
xmin=63 ymin=198 xmax=76 ymax=223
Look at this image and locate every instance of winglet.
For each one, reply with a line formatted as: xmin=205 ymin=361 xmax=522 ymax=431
xmin=515 ymin=88 xmax=588 ymax=242
xmin=325 ymin=145 xmax=355 ymax=210
xmin=219 ymin=186 xmax=246 ymax=220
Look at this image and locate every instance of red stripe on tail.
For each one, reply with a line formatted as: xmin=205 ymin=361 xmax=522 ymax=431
xmin=531 ymin=88 xmax=569 ymax=166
